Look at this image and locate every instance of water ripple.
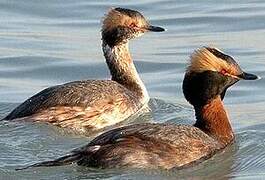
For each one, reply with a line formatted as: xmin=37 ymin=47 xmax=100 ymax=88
xmin=0 ymin=0 xmax=264 ymax=179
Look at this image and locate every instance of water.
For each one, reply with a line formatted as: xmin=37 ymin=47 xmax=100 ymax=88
xmin=0 ymin=0 xmax=265 ymax=179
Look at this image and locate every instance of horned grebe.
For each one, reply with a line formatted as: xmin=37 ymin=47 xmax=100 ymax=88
xmin=18 ymin=47 xmax=258 ymax=170
xmin=3 ymin=8 xmax=165 ymax=133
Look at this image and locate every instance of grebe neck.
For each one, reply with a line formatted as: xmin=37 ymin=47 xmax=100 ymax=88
xmin=102 ymin=41 xmax=149 ymax=104
xmin=194 ymin=96 xmax=234 ymax=147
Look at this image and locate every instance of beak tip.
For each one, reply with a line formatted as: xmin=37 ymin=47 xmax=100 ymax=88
xmin=239 ymin=72 xmax=259 ymax=80
xmin=147 ymin=25 xmax=166 ymax=32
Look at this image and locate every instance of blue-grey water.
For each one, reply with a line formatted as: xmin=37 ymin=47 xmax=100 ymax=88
xmin=0 ymin=0 xmax=265 ymax=179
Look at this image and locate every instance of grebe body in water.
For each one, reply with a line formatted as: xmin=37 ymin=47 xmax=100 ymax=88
xmin=3 ymin=8 xmax=165 ymax=133
xmin=18 ymin=47 xmax=259 ymax=170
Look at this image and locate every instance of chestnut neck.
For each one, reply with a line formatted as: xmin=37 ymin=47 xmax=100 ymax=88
xmin=194 ymin=96 xmax=234 ymax=147
xmin=102 ymin=40 xmax=149 ymax=104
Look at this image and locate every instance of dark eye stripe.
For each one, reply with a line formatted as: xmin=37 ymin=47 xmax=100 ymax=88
xmin=114 ymin=8 xmax=143 ymax=19
xmin=206 ymin=47 xmax=231 ymax=60
xmin=205 ymin=47 xmax=239 ymax=65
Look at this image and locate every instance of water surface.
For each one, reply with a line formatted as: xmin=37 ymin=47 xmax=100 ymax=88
xmin=0 ymin=0 xmax=265 ymax=179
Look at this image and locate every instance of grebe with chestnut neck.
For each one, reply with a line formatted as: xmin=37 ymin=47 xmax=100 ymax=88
xmin=3 ymin=8 xmax=165 ymax=134
xmin=18 ymin=47 xmax=259 ymax=170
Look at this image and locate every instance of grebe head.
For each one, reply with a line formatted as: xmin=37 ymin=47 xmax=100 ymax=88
xmin=102 ymin=7 xmax=165 ymax=47
xmin=183 ymin=47 xmax=258 ymax=107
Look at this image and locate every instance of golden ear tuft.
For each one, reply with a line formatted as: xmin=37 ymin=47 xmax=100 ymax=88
xmin=187 ymin=47 xmax=230 ymax=73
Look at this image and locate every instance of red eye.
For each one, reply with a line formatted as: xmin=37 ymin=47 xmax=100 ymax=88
xmin=130 ymin=23 xmax=137 ymax=28
xmin=220 ymin=69 xmax=227 ymax=75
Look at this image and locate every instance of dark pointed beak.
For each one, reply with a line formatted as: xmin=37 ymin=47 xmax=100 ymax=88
xmin=237 ymin=72 xmax=259 ymax=80
xmin=146 ymin=25 xmax=165 ymax=32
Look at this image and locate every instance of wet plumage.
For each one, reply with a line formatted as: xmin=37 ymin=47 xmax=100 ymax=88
xmin=75 ymin=123 xmax=221 ymax=169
